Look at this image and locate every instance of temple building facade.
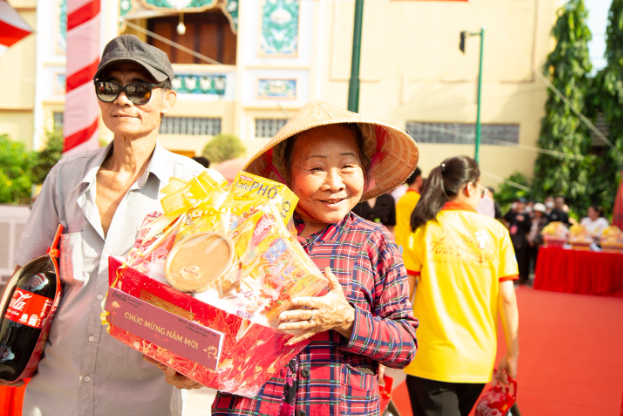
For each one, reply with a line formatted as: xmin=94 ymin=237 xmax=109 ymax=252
xmin=1 ymin=0 xmax=565 ymax=181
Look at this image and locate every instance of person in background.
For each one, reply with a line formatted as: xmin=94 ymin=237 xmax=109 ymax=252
xmin=192 ymin=156 xmax=210 ymax=168
xmin=525 ymin=200 xmax=534 ymax=215
xmin=391 ymin=180 xmax=408 ymax=204
xmin=504 ymin=197 xmax=532 ymax=285
xmin=527 ymin=202 xmax=547 ymax=276
xmin=395 ymin=167 xmax=423 ymax=250
xmin=6 ymin=35 xmax=205 ymax=416
xmin=580 ymin=205 xmax=609 ymax=241
xmin=488 ymin=187 xmax=503 ymax=221
xmin=403 ymin=156 xmax=519 ymax=416
xmin=352 ymin=192 xmax=397 ymax=233
xmin=546 ymin=195 xmax=570 ymax=225
xmin=477 ymin=186 xmax=495 ymax=218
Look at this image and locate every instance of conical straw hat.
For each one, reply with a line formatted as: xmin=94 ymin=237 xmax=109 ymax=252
xmin=245 ymin=100 xmax=419 ymax=201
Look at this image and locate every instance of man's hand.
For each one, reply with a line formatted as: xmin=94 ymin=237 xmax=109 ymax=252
xmin=278 ymin=267 xmax=355 ymax=345
xmin=143 ymin=356 xmax=203 ymax=390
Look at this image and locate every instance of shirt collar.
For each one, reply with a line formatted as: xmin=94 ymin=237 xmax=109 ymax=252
xmin=294 ymin=212 xmax=352 ymax=244
xmin=441 ymin=201 xmax=477 ymax=212
xmin=72 ymin=141 xmax=114 ymax=195
xmin=73 ymin=141 xmax=172 ymax=195
xmin=145 ymin=141 xmax=175 ymax=185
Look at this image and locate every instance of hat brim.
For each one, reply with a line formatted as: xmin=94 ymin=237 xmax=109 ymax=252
xmin=245 ymin=100 xmax=419 ymax=201
xmin=93 ymin=58 xmax=169 ymax=83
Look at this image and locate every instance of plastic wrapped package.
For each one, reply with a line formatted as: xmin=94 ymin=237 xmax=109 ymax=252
xmin=102 ymin=168 xmax=329 ymax=397
xmin=601 ymin=226 xmax=623 ymax=253
xmin=542 ymin=221 xmax=569 ymax=248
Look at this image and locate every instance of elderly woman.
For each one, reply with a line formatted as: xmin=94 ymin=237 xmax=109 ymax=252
xmin=156 ymin=100 xmax=419 ymax=415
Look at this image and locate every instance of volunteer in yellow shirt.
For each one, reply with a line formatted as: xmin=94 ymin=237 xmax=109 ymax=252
xmin=403 ymin=156 xmax=520 ymax=416
xmin=395 ymin=167 xmax=422 ymax=250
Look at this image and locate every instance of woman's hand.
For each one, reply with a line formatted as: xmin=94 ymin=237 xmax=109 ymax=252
xmin=495 ymin=354 xmax=518 ymax=386
xmin=143 ymin=355 xmax=203 ymax=390
xmin=278 ymin=267 xmax=355 ymax=346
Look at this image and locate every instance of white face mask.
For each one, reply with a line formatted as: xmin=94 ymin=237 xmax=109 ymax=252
xmin=525 ymin=206 xmax=533 ymax=213
xmin=511 ymin=202 xmax=518 ymax=210
xmin=545 ymin=201 xmax=554 ymax=209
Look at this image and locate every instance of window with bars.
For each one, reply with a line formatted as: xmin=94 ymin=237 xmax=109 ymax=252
xmin=53 ymin=112 xmax=63 ymax=129
xmin=255 ymin=119 xmax=288 ymax=139
xmin=159 ymin=117 xmax=221 ymax=136
xmin=405 ymin=122 xmax=519 ymax=145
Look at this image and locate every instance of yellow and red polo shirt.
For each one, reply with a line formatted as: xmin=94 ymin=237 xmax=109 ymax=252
xmin=395 ymin=190 xmax=420 ymax=250
xmin=403 ymin=201 xmax=518 ymax=383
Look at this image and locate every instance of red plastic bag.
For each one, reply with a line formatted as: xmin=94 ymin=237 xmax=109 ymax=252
xmin=475 ymin=372 xmax=517 ymax=416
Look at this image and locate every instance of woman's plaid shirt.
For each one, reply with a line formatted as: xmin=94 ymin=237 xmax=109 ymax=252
xmin=212 ymin=213 xmax=419 ymax=416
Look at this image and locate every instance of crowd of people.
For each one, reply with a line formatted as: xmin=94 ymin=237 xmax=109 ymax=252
xmin=367 ymin=171 xmax=612 ymax=288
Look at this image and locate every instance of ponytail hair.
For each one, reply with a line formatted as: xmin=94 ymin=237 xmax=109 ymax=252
xmin=410 ymin=156 xmax=480 ymax=231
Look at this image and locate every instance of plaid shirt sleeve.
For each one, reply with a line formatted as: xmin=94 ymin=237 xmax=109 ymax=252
xmin=340 ymin=226 xmax=419 ymax=369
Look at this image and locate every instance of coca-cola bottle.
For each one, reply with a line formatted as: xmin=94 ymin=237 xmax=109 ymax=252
xmin=0 ymin=257 xmax=58 ymax=381
xmin=0 ymin=225 xmax=63 ymax=382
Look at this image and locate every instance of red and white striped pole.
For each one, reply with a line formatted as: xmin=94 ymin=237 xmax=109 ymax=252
xmin=63 ymin=0 xmax=101 ymax=155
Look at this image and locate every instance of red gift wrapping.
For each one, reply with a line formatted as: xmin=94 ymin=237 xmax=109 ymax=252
xmin=105 ymin=256 xmax=308 ymax=398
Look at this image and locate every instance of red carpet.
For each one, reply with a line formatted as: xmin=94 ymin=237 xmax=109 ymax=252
xmin=391 ymin=286 xmax=624 ymax=415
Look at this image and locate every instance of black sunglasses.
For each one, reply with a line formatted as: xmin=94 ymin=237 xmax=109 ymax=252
xmin=94 ymin=80 xmax=167 ymax=105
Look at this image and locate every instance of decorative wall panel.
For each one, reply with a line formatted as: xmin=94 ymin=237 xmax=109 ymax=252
xmin=257 ymin=79 xmax=296 ymax=99
xmin=259 ymin=0 xmax=299 ymax=57
xmin=172 ymin=74 xmax=227 ymax=95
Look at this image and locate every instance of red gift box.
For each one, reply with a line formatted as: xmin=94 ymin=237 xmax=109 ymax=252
xmin=104 ymin=256 xmax=308 ymax=398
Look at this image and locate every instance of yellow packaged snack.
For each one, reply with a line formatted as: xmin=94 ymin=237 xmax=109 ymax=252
xmin=206 ymin=202 xmax=328 ymax=327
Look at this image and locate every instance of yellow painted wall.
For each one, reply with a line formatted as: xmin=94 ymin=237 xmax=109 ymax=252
xmin=315 ymin=0 xmax=560 ymax=188
xmin=0 ymin=112 xmax=34 ymax=144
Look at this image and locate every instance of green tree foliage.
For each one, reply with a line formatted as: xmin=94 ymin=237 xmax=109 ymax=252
xmin=202 ymin=134 xmax=246 ymax=164
xmin=495 ymin=172 xmax=531 ymax=213
xmin=586 ymin=0 xmax=623 ymax=215
xmin=32 ymin=128 xmax=64 ymax=185
xmin=532 ymin=0 xmax=593 ymax=214
xmin=0 ymin=134 xmax=35 ymax=204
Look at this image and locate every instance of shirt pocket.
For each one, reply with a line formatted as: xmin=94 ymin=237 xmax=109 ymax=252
xmin=60 ymin=232 xmax=87 ymax=286
xmin=339 ymin=363 xmax=380 ymax=415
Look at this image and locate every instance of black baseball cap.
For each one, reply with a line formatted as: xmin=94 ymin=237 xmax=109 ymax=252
xmin=93 ymin=35 xmax=174 ymax=83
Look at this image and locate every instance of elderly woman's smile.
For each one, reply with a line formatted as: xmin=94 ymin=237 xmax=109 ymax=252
xmin=287 ymin=125 xmax=365 ymax=232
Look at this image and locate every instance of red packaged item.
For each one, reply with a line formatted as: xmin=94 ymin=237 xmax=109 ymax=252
xmin=104 ymin=257 xmax=306 ymax=397
xmin=0 ymin=225 xmax=64 ymax=382
xmin=379 ymin=374 xmax=394 ymax=414
xmin=101 ymin=169 xmax=328 ymax=397
xmin=475 ymin=372 xmax=517 ymax=416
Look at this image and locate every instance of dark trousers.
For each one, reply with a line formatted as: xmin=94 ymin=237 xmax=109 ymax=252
xmin=514 ymin=245 xmax=530 ymax=284
xmin=406 ymin=375 xmax=485 ymax=416
xmin=528 ymin=245 xmax=539 ymax=274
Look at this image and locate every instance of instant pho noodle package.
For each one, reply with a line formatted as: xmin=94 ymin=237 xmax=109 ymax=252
xmin=102 ymin=169 xmax=328 ymax=397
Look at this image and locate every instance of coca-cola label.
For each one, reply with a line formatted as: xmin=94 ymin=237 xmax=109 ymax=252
xmin=4 ymin=288 xmax=53 ymax=329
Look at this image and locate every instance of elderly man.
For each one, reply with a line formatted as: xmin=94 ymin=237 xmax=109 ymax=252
xmin=6 ymin=35 xmax=203 ymax=416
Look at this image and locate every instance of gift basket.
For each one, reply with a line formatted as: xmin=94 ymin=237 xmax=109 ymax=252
xmin=601 ymin=226 xmax=623 ymax=253
xmin=541 ymin=221 xmax=568 ymax=248
xmin=569 ymin=224 xmax=592 ymax=251
xmin=101 ymin=169 xmax=329 ymax=397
